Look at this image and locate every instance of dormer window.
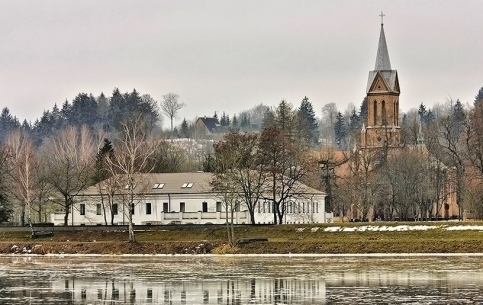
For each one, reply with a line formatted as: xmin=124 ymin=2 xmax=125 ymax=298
xmin=152 ymin=183 xmax=165 ymax=189
xmin=181 ymin=182 xmax=194 ymax=188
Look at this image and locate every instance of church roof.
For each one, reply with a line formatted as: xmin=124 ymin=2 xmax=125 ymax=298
xmin=366 ymin=23 xmax=399 ymax=93
xmin=366 ymin=70 xmax=399 ymax=93
xmin=375 ymin=25 xmax=391 ymax=70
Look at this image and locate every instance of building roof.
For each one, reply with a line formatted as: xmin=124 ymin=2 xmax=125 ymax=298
xmin=366 ymin=70 xmax=399 ymax=93
xmin=366 ymin=24 xmax=399 ymax=93
xmin=197 ymin=117 xmax=221 ymax=133
xmin=374 ymin=25 xmax=391 ymax=70
xmin=80 ymin=172 xmax=325 ymax=197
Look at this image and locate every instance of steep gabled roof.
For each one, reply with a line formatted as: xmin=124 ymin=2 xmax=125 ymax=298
xmin=367 ymin=70 xmax=399 ymax=93
xmin=366 ymin=24 xmax=399 ymax=94
xmin=197 ymin=117 xmax=221 ymax=133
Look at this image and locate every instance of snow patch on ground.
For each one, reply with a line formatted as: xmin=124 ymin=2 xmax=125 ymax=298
xmin=304 ymin=224 xmax=483 ymax=233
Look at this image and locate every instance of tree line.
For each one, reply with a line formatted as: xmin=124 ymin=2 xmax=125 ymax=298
xmin=1 ymin=84 xmax=483 ymax=241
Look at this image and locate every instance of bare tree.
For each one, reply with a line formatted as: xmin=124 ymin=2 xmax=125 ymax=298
xmin=212 ymin=131 xmax=267 ymax=225
xmin=259 ymin=126 xmax=307 ymax=224
xmin=321 ymin=102 xmax=338 ymax=144
xmin=437 ymin=114 xmax=467 ymax=220
xmin=43 ymin=126 xmax=96 ymax=226
xmin=5 ymin=129 xmax=37 ymax=230
xmin=0 ymin=145 xmax=13 ymax=223
xmin=160 ymin=93 xmax=185 ymax=139
xmin=105 ymin=115 xmax=156 ymax=242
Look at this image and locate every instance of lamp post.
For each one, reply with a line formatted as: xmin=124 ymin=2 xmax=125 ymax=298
xmin=319 ymin=160 xmax=334 ymax=213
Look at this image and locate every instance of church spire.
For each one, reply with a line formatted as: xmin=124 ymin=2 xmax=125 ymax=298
xmin=374 ymin=12 xmax=391 ymax=71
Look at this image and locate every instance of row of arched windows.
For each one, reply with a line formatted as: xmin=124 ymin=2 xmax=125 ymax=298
xmin=372 ymin=100 xmax=399 ymax=126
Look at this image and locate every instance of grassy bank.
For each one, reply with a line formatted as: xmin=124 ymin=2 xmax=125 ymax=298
xmin=1 ymin=222 xmax=483 ymax=255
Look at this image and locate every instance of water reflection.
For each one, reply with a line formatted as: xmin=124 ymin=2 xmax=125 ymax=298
xmin=1 ymin=256 xmax=483 ymax=304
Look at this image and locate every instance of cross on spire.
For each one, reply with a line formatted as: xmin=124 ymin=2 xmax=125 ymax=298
xmin=379 ymin=11 xmax=385 ymax=26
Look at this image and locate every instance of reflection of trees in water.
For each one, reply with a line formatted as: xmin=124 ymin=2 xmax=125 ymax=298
xmin=45 ymin=277 xmax=326 ymax=304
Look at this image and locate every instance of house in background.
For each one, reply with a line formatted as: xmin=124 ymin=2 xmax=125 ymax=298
xmin=50 ymin=172 xmax=331 ymax=226
xmin=195 ymin=116 xmax=221 ymax=134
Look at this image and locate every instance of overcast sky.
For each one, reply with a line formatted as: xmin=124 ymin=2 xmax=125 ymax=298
xmin=1 ymin=1 xmax=482 ymax=128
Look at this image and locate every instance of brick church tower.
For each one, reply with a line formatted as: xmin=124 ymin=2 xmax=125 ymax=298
xmin=361 ymin=14 xmax=401 ymax=148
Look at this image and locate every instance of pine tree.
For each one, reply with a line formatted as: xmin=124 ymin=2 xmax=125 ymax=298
xmin=180 ymin=118 xmax=190 ymax=138
xmin=240 ymin=113 xmax=250 ymax=128
xmin=334 ymin=111 xmax=346 ymax=147
xmin=475 ymin=87 xmax=483 ymax=106
xmin=298 ymin=96 xmax=319 ymax=145
xmin=231 ymin=114 xmax=238 ymax=128
xmin=418 ymin=103 xmax=427 ymax=121
xmin=0 ymin=107 xmax=20 ymax=144
xmin=348 ymin=108 xmax=360 ymax=134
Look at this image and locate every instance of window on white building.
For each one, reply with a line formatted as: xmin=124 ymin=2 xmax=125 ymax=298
xmin=202 ymin=201 xmax=208 ymax=212
xmin=80 ymin=204 xmax=85 ymax=215
xmin=96 ymin=204 xmax=102 ymax=215
xmin=163 ymin=202 xmax=169 ymax=212
xmin=216 ymin=202 xmax=222 ymax=212
xmin=146 ymin=202 xmax=152 ymax=215
xmin=180 ymin=202 xmax=185 ymax=212
xmin=112 ymin=204 xmax=118 ymax=215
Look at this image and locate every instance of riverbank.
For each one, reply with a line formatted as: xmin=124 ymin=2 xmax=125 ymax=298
xmin=1 ymin=222 xmax=483 ymax=255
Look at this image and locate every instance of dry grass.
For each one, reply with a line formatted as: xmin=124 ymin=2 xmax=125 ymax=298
xmin=1 ymin=222 xmax=483 ymax=254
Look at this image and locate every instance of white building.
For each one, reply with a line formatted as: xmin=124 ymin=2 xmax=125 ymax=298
xmin=50 ymin=172 xmax=331 ymax=225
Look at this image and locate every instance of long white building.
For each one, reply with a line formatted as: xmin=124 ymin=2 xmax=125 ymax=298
xmin=50 ymin=172 xmax=332 ymax=226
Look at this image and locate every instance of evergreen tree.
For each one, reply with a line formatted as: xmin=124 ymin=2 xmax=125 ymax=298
xmin=240 ymin=113 xmax=250 ymax=128
xmin=261 ymin=108 xmax=276 ymax=130
xmin=425 ymin=110 xmax=435 ymax=125
xmin=0 ymin=107 xmax=20 ymax=144
xmin=334 ymin=111 xmax=347 ymax=147
xmin=180 ymin=118 xmax=190 ymax=138
xmin=348 ymin=108 xmax=360 ymax=134
xmin=69 ymin=93 xmax=99 ymax=128
xmin=475 ymin=87 xmax=483 ymax=106
xmin=108 ymin=87 xmax=125 ymax=130
xmin=231 ymin=114 xmax=238 ymax=128
xmin=418 ymin=103 xmax=427 ymax=121
xmin=452 ymin=99 xmax=466 ymax=123
xmin=93 ymin=138 xmax=114 ymax=184
xmin=275 ymin=100 xmax=294 ymax=136
xmin=298 ymin=96 xmax=319 ymax=145
xmin=451 ymin=99 xmax=466 ymax=136
xmin=60 ymin=99 xmax=71 ymax=125
xmin=219 ymin=112 xmax=230 ymax=126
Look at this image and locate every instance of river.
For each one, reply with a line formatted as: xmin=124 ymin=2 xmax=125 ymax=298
xmin=1 ymin=255 xmax=482 ymax=304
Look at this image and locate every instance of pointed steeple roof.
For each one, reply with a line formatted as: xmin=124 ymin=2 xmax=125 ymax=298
xmin=374 ymin=24 xmax=391 ymax=71
xmin=366 ymin=14 xmax=399 ymax=94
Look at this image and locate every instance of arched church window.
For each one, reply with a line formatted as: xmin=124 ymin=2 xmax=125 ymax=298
xmin=373 ymin=100 xmax=377 ymax=126
xmin=382 ymin=101 xmax=386 ymax=125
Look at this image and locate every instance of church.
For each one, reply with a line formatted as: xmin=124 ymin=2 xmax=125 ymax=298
xmin=340 ymin=15 xmax=460 ymax=222
xmin=361 ymin=13 xmax=401 ymax=149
